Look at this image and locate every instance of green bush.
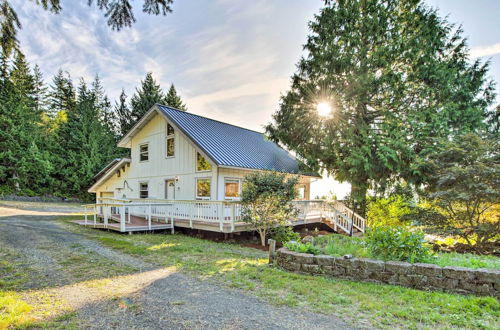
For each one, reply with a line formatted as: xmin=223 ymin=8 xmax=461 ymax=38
xmin=284 ymin=241 xmax=322 ymax=255
xmin=365 ymin=226 xmax=432 ymax=262
xmin=366 ymin=195 xmax=412 ymax=227
xmin=270 ymin=226 xmax=300 ymax=245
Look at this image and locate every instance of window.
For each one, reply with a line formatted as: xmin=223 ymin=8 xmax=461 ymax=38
xmin=139 ymin=182 xmax=148 ymax=199
xmin=166 ymin=124 xmax=175 ymax=157
xmin=196 ymin=152 xmax=212 ymax=171
xmin=224 ymin=179 xmax=240 ymax=199
xmin=167 ymin=123 xmax=175 ymax=136
xmin=297 ymin=184 xmax=306 ymax=200
xmin=196 ymin=178 xmax=211 ymax=199
xmin=139 ymin=143 xmax=149 ymax=162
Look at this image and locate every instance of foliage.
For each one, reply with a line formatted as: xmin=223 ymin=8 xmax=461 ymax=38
xmin=270 ymin=226 xmax=300 ymax=245
xmin=241 ymin=172 xmax=298 ymax=246
xmin=422 ymin=134 xmax=500 ymax=251
xmin=284 ymin=241 xmax=322 ymax=255
xmin=314 ymin=234 xmax=370 ymax=258
xmin=265 ymin=0 xmax=495 ymax=216
xmin=130 ymin=72 xmax=166 ymax=125
xmin=366 ymin=195 xmax=412 ymax=228
xmin=365 ymin=226 xmax=432 ymax=263
xmin=165 ymin=84 xmax=187 ymax=111
xmin=1 ymin=0 xmax=174 ymax=54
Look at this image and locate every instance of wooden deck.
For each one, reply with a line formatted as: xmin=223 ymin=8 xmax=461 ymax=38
xmin=73 ymin=212 xmax=326 ymax=233
xmin=73 ymin=214 xmax=174 ymax=233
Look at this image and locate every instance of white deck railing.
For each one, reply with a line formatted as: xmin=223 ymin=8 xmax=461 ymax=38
xmin=83 ymin=198 xmax=365 ymax=234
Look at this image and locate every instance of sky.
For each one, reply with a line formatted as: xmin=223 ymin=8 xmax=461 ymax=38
xmin=11 ymin=0 xmax=500 ymax=199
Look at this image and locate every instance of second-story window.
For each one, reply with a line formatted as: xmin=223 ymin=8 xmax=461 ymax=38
xmin=196 ymin=152 xmax=212 ymax=172
xmin=166 ymin=123 xmax=175 ymax=158
xmin=139 ymin=143 xmax=149 ymax=162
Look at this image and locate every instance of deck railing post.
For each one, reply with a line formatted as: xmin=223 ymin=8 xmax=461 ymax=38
xmin=84 ymin=210 xmax=88 ymax=225
xmin=120 ymin=204 xmax=126 ymax=232
xmin=230 ymin=203 xmax=235 ymax=232
xmin=189 ymin=203 xmax=193 ymax=228
xmin=219 ymin=202 xmax=224 ymax=232
xmin=148 ymin=203 xmax=152 ymax=230
xmin=93 ymin=206 xmax=97 ymax=225
xmin=104 ymin=205 xmax=108 ymax=228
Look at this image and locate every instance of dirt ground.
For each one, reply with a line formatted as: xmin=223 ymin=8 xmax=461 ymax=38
xmin=0 ymin=203 xmax=353 ymax=329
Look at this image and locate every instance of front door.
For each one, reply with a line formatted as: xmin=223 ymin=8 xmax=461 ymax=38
xmin=165 ymin=180 xmax=175 ymax=200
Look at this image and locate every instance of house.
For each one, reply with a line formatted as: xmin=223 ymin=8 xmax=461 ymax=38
xmin=79 ymin=104 xmax=365 ymax=235
xmin=88 ymin=104 xmax=318 ymax=202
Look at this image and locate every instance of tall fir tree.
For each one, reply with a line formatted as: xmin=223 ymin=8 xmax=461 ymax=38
xmin=265 ymin=0 xmax=495 ymax=216
xmin=48 ymin=69 xmax=76 ymax=118
xmin=130 ymin=72 xmax=166 ymax=124
xmin=32 ymin=64 xmax=48 ymax=116
xmin=0 ymin=54 xmax=52 ymax=193
xmin=165 ymin=83 xmax=187 ymax=110
xmin=56 ymin=78 xmax=120 ymax=199
xmin=115 ymin=89 xmax=133 ymax=137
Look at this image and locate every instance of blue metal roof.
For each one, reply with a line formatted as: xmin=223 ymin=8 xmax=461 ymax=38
xmin=156 ymin=104 xmax=308 ymax=175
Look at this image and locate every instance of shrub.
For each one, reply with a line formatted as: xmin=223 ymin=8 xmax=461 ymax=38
xmin=241 ymin=172 xmax=298 ymax=246
xmin=366 ymin=195 xmax=412 ymax=227
xmin=284 ymin=241 xmax=322 ymax=255
xmin=365 ymin=226 xmax=432 ymax=262
xmin=270 ymin=226 xmax=300 ymax=245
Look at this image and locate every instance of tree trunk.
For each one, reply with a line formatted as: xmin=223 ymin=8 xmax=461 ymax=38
xmin=259 ymin=229 xmax=266 ymax=246
xmin=351 ymin=178 xmax=368 ymax=218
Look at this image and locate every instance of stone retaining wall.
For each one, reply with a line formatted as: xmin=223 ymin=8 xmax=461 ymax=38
xmin=276 ymin=248 xmax=500 ymax=297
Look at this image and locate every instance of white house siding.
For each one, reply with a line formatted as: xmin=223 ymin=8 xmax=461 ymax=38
xmin=95 ymin=113 xmax=217 ymax=200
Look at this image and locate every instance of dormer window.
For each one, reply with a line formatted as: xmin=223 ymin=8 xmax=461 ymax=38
xmin=166 ymin=123 xmax=175 ymax=158
xmin=196 ymin=152 xmax=212 ymax=172
xmin=139 ymin=143 xmax=149 ymax=162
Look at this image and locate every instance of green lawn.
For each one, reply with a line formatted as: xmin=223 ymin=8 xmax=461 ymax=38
xmin=313 ymin=234 xmax=500 ymax=270
xmin=63 ymin=218 xmax=500 ymax=329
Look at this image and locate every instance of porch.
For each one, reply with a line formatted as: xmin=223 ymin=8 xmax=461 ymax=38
xmin=74 ymin=198 xmax=366 ymax=235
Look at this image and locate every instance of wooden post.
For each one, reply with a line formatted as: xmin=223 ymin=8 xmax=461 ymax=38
xmin=84 ymin=211 xmax=88 ymax=225
xmin=104 ymin=205 xmax=108 ymax=228
xmin=128 ymin=207 xmax=131 ymax=224
xmin=120 ymin=205 xmax=126 ymax=232
xmin=219 ymin=203 xmax=224 ymax=232
xmin=93 ymin=206 xmax=97 ymax=225
xmin=148 ymin=204 xmax=152 ymax=230
xmin=268 ymin=239 xmax=276 ymax=264
xmin=230 ymin=203 xmax=235 ymax=232
xmin=171 ymin=216 xmax=175 ymax=234
xmin=189 ymin=203 xmax=193 ymax=228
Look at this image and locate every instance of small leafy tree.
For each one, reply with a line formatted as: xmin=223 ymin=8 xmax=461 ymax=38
xmin=241 ymin=172 xmax=298 ymax=246
xmin=366 ymin=195 xmax=412 ymax=228
xmin=424 ymin=134 xmax=499 ymax=251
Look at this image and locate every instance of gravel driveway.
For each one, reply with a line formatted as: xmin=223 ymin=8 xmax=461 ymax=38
xmin=0 ymin=205 xmax=354 ymax=329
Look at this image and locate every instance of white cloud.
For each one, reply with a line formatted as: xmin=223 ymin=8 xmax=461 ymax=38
xmin=470 ymin=42 xmax=500 ymax=58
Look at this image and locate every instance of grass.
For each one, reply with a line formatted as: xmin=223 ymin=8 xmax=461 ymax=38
xmin=62 ymin=218 xmax=500 ymax=329
xmin=313 ymin=234 xmax=500 ymax=270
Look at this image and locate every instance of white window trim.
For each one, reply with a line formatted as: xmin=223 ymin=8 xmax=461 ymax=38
xmin=195 ymin=177 xmax=211 ymax=200
xmin=224 ymin=177 xmax=241 ymax=200
xmin=165 ymin=136 xmax=175 ymax=158
xmin=139 ymin=142 xmax=149 ymax=162
xmin=196 ymin=151 xmax=212 ymax=173
xmin=139 ymin=181 xmax=149 ymax=199
xmin=165 ymin=123 xmax=175 ymax=158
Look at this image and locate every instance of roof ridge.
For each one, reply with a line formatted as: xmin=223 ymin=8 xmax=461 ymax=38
xmin=156 ymin=104 xmax=265 ymax=135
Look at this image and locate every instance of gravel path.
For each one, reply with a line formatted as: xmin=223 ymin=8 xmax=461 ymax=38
xmin=0 ymin=205 xmax=355 ymax=329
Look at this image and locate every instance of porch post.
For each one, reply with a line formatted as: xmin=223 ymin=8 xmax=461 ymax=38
xmin=120 ymin=205 xmax=126 ymax=232
xmin=219 ymin=202 xmax=224 ymax=232
xmin=104 ymin=205 xmax=108 ymax=228
xmin=230 ymin=203 xmax=235 ymax=232
xmin=148 ymin=203 xmax=152 ymax=230
xmin=84 ymin=210 xmax=88 ymax=225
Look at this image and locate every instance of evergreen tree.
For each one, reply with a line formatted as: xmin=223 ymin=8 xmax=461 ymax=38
xmin=56 ymin=78 xmax=120 ymax=199
xmin=48 ymin=69 xmax=76 ymax=118
xmin=32 ymin=65 xmax=49 ymax=116
xmin=130 ymin=72 xmax=165 ymax=124
xmin=0 ymin=58 xmax=51 ymax=193
xmin=165 ymin=83 xmax=187 ymax=110
xmin=115 ymin=89 xmax=133 ymax=137
xmin=265 ymin=0 xmax=495 ymax=216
